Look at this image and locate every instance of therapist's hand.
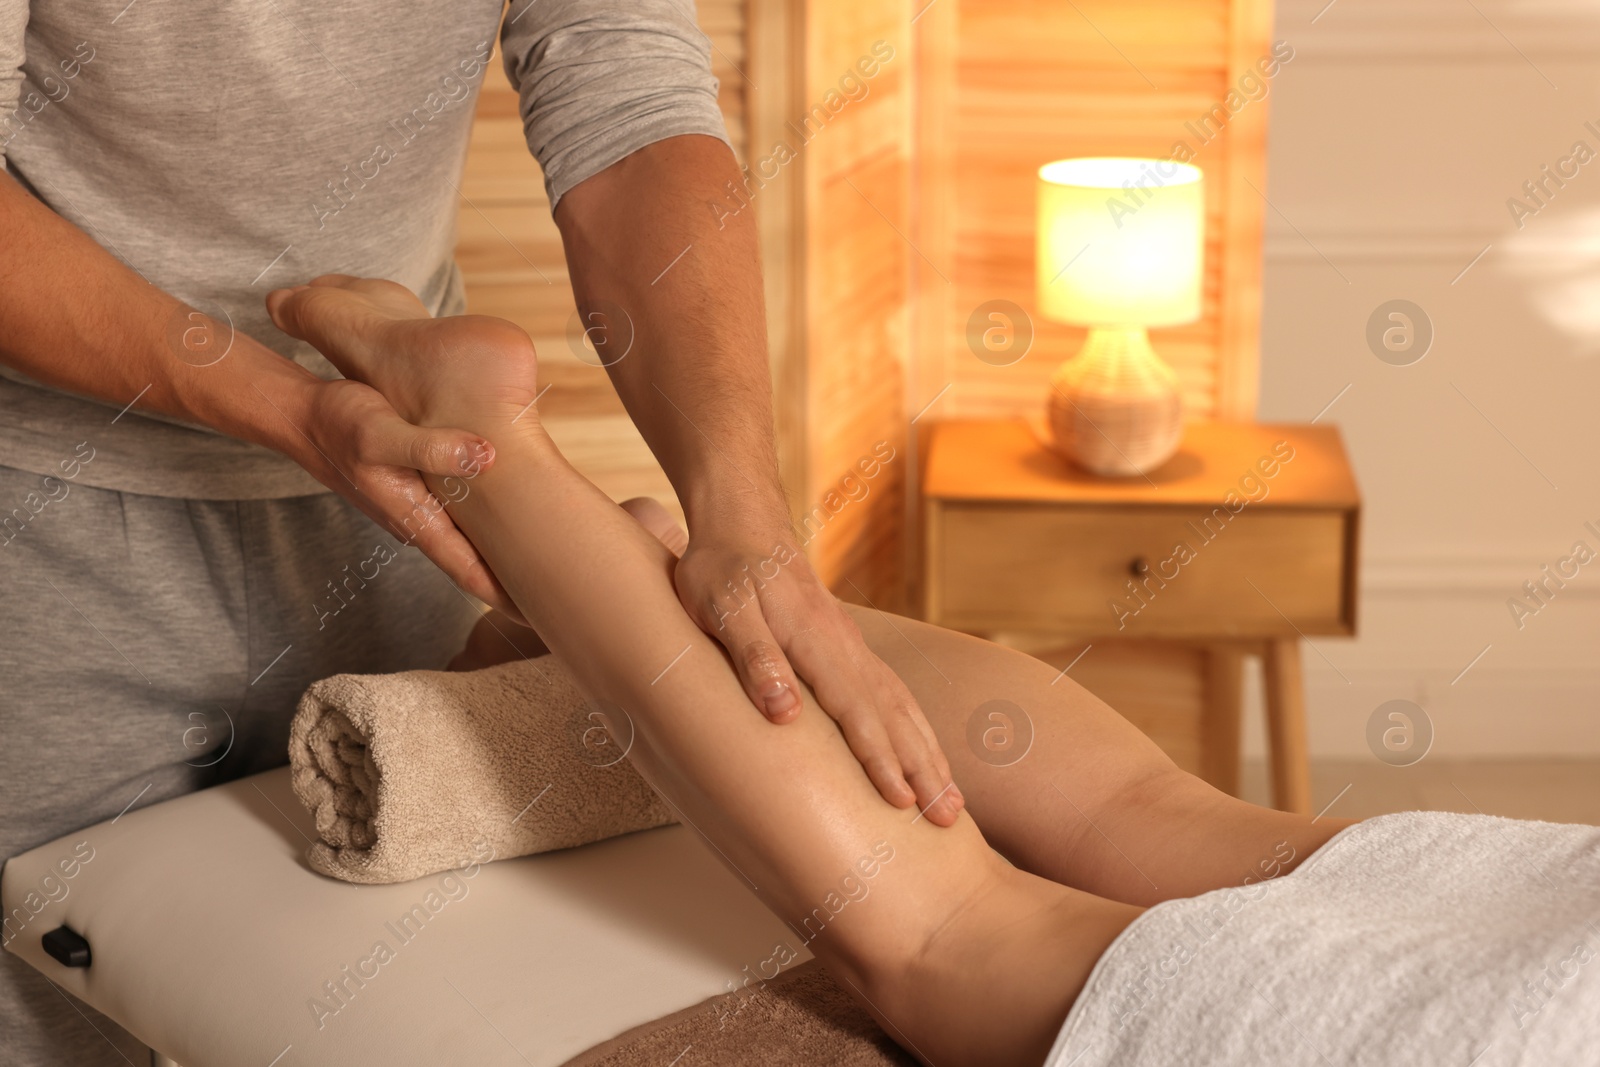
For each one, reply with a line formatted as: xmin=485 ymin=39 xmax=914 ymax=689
xmin=458 ymin=488 xmax=966 ymax=826
xmin=668 ymin=505 xmax=964 ymax=826
xmin=288 ymin=376 xmax=526 ymax=622
xmin=266 ymin=282 xmax=526 ymax=623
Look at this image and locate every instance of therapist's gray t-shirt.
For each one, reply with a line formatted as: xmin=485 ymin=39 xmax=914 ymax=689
xmin=0 ymin=0 xmax=728 ymax=499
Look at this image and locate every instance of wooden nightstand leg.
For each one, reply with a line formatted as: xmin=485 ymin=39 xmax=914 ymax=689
xmin=1262 ymin=637 xmax=1312 ymax=814
xmin=1200 ymin=645 xmax=1243 ymax=796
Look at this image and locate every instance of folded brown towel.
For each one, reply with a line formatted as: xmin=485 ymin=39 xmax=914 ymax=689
xmin=560 ymin=962 xmax=916 ymax=1067
xmin=288 ymin=654 xmax=676 ymax=884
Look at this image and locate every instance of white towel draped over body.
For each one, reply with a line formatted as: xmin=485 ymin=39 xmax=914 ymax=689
xmin=1048 ymin=812 xmax=1600 ymax=1067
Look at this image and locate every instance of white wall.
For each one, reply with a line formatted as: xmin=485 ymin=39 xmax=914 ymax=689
xmin=1245 ymin=0 xmax=1600 ymax=760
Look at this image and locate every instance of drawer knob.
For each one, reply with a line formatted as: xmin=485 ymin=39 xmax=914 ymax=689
xmin=1128 ymin=556 xmax=1149 ymax=578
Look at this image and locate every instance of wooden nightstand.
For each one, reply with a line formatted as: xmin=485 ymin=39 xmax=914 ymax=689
xmin=922 ymin=418 xmax=1361 ymax=813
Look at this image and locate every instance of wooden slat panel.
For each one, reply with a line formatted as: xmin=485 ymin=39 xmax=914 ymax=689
xmin=1212 ymin=0 xmax=1273 ymax=418
xmin=957 ymin=0 xmax=1229 ymax=61
xmin=454 ymin=203 xmax=568 ymax=278
xmin=461 ymin=117 xmax=548 ymax=203
xmin=915 ymin=0 xmax=1273 ymax=428
xmin=801 ymin=1 xmax=912 ymax=607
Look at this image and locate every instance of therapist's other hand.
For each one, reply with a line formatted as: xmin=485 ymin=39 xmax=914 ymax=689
xmin=610 ymin=495 xmax=962 ymax=826
xmin=265 ymin=277 xmax=526 ymax=623
xmin=672 ymin=511 xmax=965 ymax=828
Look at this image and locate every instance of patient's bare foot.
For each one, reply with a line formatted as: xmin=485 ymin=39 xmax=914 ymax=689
xmin=267 ymin=275 xmax=541 ymax=430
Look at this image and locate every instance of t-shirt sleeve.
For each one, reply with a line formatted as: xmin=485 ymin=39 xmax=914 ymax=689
xmin=0 ymin=0 xmax=30 ymax=164
xmin=498 ymin=0 xmax=730 ymax=211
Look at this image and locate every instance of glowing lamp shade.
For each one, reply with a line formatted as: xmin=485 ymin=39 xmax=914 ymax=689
xmin=1036 ymin=157 xmax=1204 ymax=327
xmin=1034 ymin=157 xmax=1206 ymax=477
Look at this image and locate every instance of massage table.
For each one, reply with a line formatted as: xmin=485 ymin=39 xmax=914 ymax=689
xmin=2 ymin=767 xmax=810 ymax=1067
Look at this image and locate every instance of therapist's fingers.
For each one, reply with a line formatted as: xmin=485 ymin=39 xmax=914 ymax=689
xmin=723 ymin=610 xmax=806 ymax=724
xmin=647 ymin=504 xmax=960 ymax=820
xmin=353 ymin=403 xmax=498 ymax=480
xmin=768 ymin=571 xmax=961 ymax=824
xmin=301 ymin=380 xmax=527 ymax=625
xmin=648 ymin=509 xmax=806 ymax=723
xmin=353 ymin=409 xmax=524 ymax=623
xmin=667 ymin=528 xmax=959 ymax=821
xmin=672 ymin=544 xmax=803 ymax=723
xmin=781 ymin=619 xmax=933 ymax=817
xmin=376 ymin=469 xmax=525 ymax=623
xmin=343 ymin=455 xmax=517 ymax=616
xmin=865 ymin=661 xmax=960 ymax=820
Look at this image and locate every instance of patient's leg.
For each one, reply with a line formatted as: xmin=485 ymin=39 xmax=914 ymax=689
xmin=441 ymin=408 xmax=1146 ymax=1066
xmin=842 ymin=609 xmax=1352 ymax=905
xmin=268 ymin=281 xmax=1138 ymax=1066
xmin=620 ymin=500 xmax=1350 ymax=905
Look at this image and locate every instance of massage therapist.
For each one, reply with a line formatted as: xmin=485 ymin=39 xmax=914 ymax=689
xmin=0 ymin=3 xmax=955 ymax=1063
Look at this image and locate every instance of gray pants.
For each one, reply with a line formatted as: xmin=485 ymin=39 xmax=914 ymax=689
xmin=0 ymin=465 xmax=481 ymax=1065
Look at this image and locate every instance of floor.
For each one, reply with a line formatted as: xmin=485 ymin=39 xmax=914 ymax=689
xmin=1239 ymin=758 xmax=1600 ymax=826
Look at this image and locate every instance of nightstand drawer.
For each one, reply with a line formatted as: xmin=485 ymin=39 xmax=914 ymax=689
xmin=927 ymin=503 xmax=1353 ymax=638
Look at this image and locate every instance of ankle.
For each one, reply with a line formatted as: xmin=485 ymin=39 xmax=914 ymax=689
xmin=869 ymin=852 xmax=1011 ymax=1010
xmin=874 ymin=864 xmax=1105 ymax=1067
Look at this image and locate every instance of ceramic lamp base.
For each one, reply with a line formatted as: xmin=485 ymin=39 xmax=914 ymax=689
xmin=1046 ymin=326 xmax=1183 ymax=477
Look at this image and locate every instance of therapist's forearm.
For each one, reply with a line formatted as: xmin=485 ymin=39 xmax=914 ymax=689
xmin=0 ymin=170 xmax=319 ymax=452
xmin=554 ymin=135 xmax=788 ymax=533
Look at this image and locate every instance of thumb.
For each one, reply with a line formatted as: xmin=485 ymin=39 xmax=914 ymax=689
xmin=357 ymin=405 xmax=497 ymax=479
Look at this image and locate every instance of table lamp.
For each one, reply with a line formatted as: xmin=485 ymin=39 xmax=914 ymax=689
xmin=1036 ymin=157 xmax=1204 ymax=476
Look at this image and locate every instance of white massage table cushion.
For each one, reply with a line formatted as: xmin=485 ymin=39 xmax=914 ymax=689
xmin=2 ymin=768 xmax=807 ymax=1067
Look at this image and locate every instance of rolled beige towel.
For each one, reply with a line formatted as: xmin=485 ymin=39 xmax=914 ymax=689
xmin=288 ymin=654 xmax=676 ymax=884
